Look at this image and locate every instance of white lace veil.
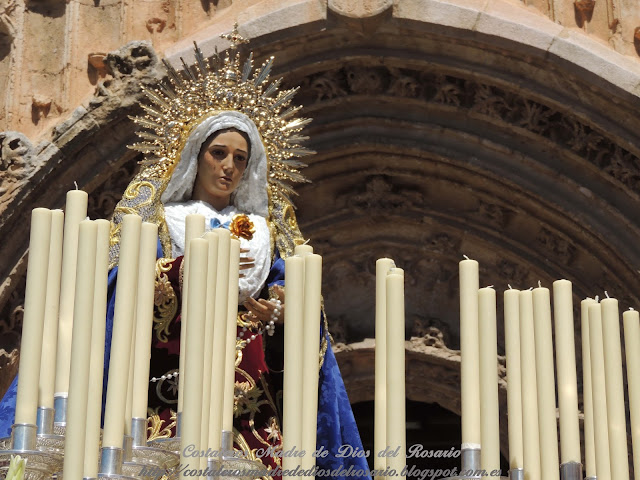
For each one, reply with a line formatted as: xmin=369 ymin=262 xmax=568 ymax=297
xmin=160 ymin=111 xmax=269 ymax=217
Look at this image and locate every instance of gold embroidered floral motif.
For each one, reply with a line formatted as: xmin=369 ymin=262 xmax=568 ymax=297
xmin=146 ymin=409 xmax=177 ymax=441
xmin=153 ymin=258 xmax=177 ymax=342
xmin=230 ymin=214 xmax=255 ymax=240
xmin=264 ymin=416 xmax=281 ymax=444
xmin=234 ymin=381 xmax=264 ymax=417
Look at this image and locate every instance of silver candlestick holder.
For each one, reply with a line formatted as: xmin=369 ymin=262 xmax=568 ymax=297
xmin=438 ymin=445 xmax=508 ymax=480
xmin=34 ymin=406 xmax=65 ymax=458
xmin=0 ymin=423 xmax=63 ymax=480
xmin=122 ymin=418 xmax=180 ymax=479
xmin=508 ymin=467 xmax=523 ymax=480
xmin=206 ymin=430 xmax=268 ymax=480
xmin=560 ymin=461 xmax=583 ymax=480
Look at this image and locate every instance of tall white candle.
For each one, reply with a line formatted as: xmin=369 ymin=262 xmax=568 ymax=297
xmin=39 ymin=209 xmax=64 ymax=409
xmin=580 ymin=298 xmax=597 ymax=478
xmin=208 ymin=229 xmax=229 ymax=452
xmin=125 ymin=308 xmax=137 ymax=435
xmin=552 ymin=280 xmax=580 ymax=464
xmin=386 ymin=269 xmax=406 ymax=478
xmin=459 ymin=259 xmax=481 ymax=447
xmin=63 ymin=220 xmax=97 ymax=479
xmin=519 ymin=289 xmax=541 ymax=480
xmin=102 ymin=214 xmax=141 ymax=448
xmin=201 ymin=232 xmax=219 ymax=469
xmin=55 ymin=189 xmax=88 ymax=397
xmin=178 ymin=213 xmax=205 ymax=413
xmin=181 ymin=238 xmax=208 ymax=476
xmin=131 ymin=222 xmax=159 ymax=421
xmin=15 ymin=208 xmax=52 ymax=425
xmin=84 ymin=219 xmax=110 ymax=479
xmin=503 ymin=288 xmax=523 ymax=469
xmin=375 ymin=258 xmax=394 ymax=476
xmin=222 ymin=238 xmax=241 ymax=432
xmin=479 ymin=287 xmax=500 ymax=475
xmin=600 ymin=297 xmax=629 ymax=480
xmin=301 ymin=254 xmax=322 ymax=472
xmin=283 ymin=255 xmax=304 ymax=479
xmin=588 ymin=303 xmax=611 ymax=480
xmin=532 ymin=286 xmax=559 ymax=480
xmin=623 ymin=309 xmax=640 ymax=480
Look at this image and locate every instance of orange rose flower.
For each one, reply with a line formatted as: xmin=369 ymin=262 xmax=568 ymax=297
xmin=229 ymin=214 xmax=255 ymax=241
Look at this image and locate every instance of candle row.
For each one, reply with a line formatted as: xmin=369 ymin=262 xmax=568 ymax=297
xmin=282 ymin=247 xmax=323 ymax=480
xmin=179 ymin=228 xmax=240 ymax=473
xmin=374 ymin=259 xmax=406 ymax=479
xmin=461 ymin=257 xmax=640 ymax=480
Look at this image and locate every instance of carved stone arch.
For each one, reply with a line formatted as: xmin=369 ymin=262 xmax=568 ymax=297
xmin=2 ymin=0 xmax=640 ymax=464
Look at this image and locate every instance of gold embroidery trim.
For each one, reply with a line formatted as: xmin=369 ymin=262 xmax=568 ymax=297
xmin=153 ymin=257 xmax=178 ymax=342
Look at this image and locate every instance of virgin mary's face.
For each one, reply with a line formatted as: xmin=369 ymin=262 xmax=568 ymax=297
xmin=192 ymin=130 xmax=249 ymax=210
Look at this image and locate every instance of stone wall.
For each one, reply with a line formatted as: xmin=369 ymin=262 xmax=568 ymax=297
xmin=2 ymin=0 xmax=640 ymax=140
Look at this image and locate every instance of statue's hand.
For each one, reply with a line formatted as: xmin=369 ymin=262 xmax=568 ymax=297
xmin=243 ymin=288 xmax=284 ymax=325
xmin=239 ymin=247 xmax=254 ymax=278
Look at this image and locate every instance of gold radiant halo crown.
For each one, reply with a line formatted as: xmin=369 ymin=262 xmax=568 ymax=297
xmin=130 ymin=24 xmax=312 ymax=202
xmin=110 ymin=24 xmax=312 ymax=266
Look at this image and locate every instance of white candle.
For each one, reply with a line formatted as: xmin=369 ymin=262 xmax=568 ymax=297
xmin=623 ymin=309 xmax=640 ymax=480
xmin=386 ymin=269 xmax=406 ymax=478
xmin=503 ymin=288 xmax=523 ymax=469
xmin=201 ymin=231 xmax=218 ymax=469
xmin=283 ymin=256 xmax=304 ymax=479
xmin=479 ymin=287 xmax=500 ymax=475
xmin=15 ymin=208 xmax=52 ymax=425
xmin=84 ymin=219 xmax=110 ymax=479
xmin=301 ymin=253 xmax=322 ymax=472
xmin=181 ymin=238 xmax=208 ymax=476
xmin=102 ymin=214 xmax=141 ymax=448
xmin=532 ymin=286 xmax=559 ymax=480
xmin=222 ymin=238 xmax=240 ymax=432
xmin=131 ymin=222 xmax=159 ymax=421
xmin=580 ymin=298 xmax=597 ymax=478
xmin=55 ymin=189 xmax=88 ymax=397
xmin=294 ymin=244 xmax=313 ymax=256
xmin=600 ymin=297 xmax=629 ymax=480
xmin=63 ymin=220 xmax=97 ymax=479
xmin=38 ymin=209 xmax=64 ymax=409
xmin=519 ymin=289 xmax=541 ymax=480
xmin=125 ymin=307 xmax=137 ymax=435
xmin=588 ymin=303 xmax=611 ymax=480
xmin=375 ymin=258 xmax=394 ymax=476
xmin=178 ymin=213 xmax=205 ymax=413
xmin=208 ymin=229 xmax=229 ymax=452
xmin=459 ymin=258 xmax=481 ymax=447
xmin=552 ymin=280 xmax=580 ymax=464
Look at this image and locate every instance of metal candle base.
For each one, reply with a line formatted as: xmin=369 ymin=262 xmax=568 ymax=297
xmin=509 ymin=468 xmax=524 ymax=480
xmin=461 ymin=446 xmax=481 ymax=472
xmin=585 ymin=476 xmax=597 ymax=480
xmin=11 ymin=423 xmax=37 ymax=451
xmin=99 ymin=446 xmax=124 ymax=476
xmin=36 ymin=407 xmax=54 ymax=435
xmin=130 ymin=418 xmax=146 ymax=447
xmin=53 ymin=395 xmax=67 ymax=427
xmin=560 ymin=462 xmax=583 ymax=480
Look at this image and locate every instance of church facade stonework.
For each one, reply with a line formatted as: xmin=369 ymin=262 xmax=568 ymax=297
xmin=2 ymin=0 xmax=640 ymax=466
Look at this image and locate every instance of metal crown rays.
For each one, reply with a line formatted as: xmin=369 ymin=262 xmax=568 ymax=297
xmin=110 ymin=24 xmax=311 ymax=266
